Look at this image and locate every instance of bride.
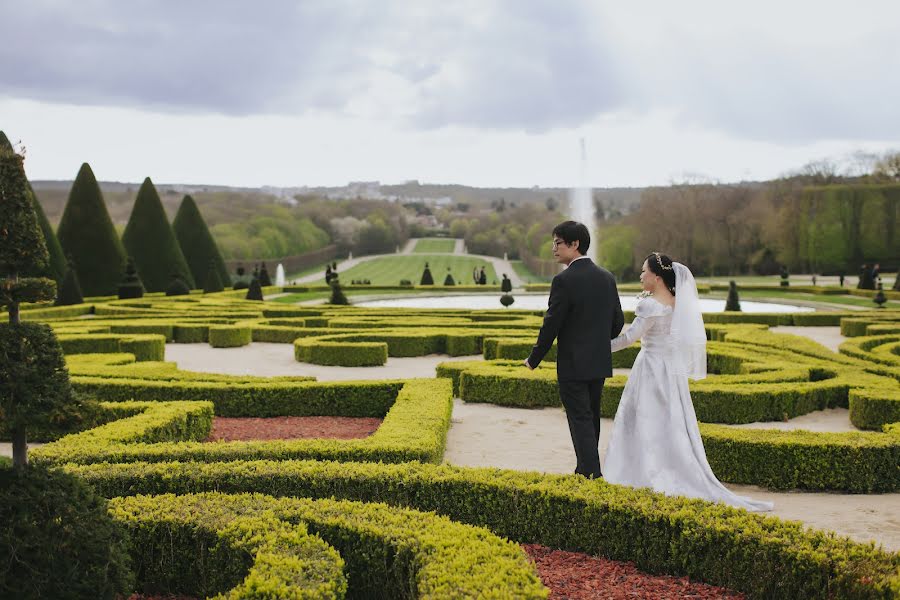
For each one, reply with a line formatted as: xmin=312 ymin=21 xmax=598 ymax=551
xmin=604 ymin=252 xmax=773 ymax=512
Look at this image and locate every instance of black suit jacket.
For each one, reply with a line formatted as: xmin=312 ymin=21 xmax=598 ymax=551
xmin=526 ymin=258 xmax=625 ymax=380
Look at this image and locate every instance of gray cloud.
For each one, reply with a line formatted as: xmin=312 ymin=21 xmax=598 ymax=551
xmin=2 ymin=0 xmax=898 ymax=142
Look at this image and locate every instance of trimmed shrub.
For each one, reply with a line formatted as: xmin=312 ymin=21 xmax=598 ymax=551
xmin=259 ymin=262 xmax=272 ymax=286
xmin=0 ymin=465 xmax=134 ymax=599
xmin=245 ymin=277 xmax=264 ymax=301
xmin=725 ymin=280 xmax=741 ymax=311
xmin=420 ymin=262 xmax=434 ymax=285
xmin=112 ymin=494 xmax=347 ymax=598
xmin=0 ymin=146 xmax=49 ymax=281
xmin=0 ymin=322 xmax=75 ymax=465
xmin=117 ymin=257 xmax=145 ymax=299
xmin=70 ymin=460 xmax=900 ymax=599
xmin=164 ymin=274 xmax=191 ymax=296
xmin=34 ymin=380 xmax=450 ymax=466
xmin=295 ymin=339 xmax=388 ymax=366
xmin=108 ymin=492 xmax=539 ymax=599
xmin=208 ymin=325 xmax=252 ymax=348
xmin=328 ymin=278 xmax=349 ymax=305
xmin=55 ymin=258 xmax=84 ymax=306
xmin=203 ymin=259 xmax=225 ymax=293
xmin=56 ymin=163 xmax=127 ymax=296
xmin=122 ymin=177 xmax=195 ymax=292
xmin=172 ymin=194 xmax=230 ymax=289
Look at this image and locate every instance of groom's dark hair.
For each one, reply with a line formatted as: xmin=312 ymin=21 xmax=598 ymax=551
xmin=552 ymin=221 xmax=590 ymax=255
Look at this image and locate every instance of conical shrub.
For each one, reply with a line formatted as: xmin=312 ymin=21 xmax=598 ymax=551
xmin=165 ymin=273 xmax=190 ymax=297
xmin=56 ymin=259 xmax=84 ymax=306
xmin=122 ymin=178 xmax=195 ymax=293
xmin=203 ymin=260 xmax=225 ymax=293
xmin=725 ymin=280 xmax=742 ymax=312
xmin=57 ymin=163 xmax=127 ymax=296
xmin=245 ymin=277 xmax=264 ymax=301
xmin=259 ymin=263 xmax=272 ymax=287
xmin=172 ymin=194 xmax=229 ymax=287
xmin=0 ymin=132 xmax=65 ymax=284
xmin=420 ymin=262 xmax=434 ymax=285
xmin=117 ymin=257 xmax=144 ymax=299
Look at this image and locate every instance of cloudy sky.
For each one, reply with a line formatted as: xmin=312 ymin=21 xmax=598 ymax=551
xmin=2 ymin=1 xmax=898 ymax=188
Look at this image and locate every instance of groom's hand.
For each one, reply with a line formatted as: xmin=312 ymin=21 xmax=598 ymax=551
xmin=523 ymin=359 xmax=534 ymax=370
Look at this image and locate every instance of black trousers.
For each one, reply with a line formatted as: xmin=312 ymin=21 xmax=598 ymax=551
xmin=558 ymin=378 xmax=605 ymax=478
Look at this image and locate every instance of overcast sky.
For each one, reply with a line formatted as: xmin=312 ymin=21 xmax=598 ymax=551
xmin=2 ymin=0 xmax=898 ymax=188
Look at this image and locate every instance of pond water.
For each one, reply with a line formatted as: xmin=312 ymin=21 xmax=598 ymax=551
xmin=357 ymin=294 xmax=814 ymax=313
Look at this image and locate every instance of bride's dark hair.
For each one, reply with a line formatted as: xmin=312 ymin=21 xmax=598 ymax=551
xmin=645 ymin=252 xmax=676 ymax=295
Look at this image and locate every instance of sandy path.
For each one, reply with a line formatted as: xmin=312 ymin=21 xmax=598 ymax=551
xmin=166 ymin=342 xmax=480 ymax=380
xmin=444 ymin=399 xmax=899 ymax=551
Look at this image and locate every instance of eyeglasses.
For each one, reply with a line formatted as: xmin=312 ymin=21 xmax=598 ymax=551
xmin=551 ymin=239 xmax=568 ymax=248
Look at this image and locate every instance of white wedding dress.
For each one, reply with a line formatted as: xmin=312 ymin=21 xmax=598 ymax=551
xmin=604 ymin=268 xmax=773 ymax=512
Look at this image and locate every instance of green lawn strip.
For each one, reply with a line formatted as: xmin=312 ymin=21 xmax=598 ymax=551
xmin=712 ymin=289 xmax=900 ymax=309
xmin=338 ymin=255 xmax=498 ymax=286
xmin=412 ymin=238 xmax=456 ymax=253
xmin=510 ymin=260 xmax=551 ymax=283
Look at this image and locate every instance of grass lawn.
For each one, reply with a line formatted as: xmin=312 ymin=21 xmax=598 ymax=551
xmin=272 ymin=288 xmax=447 ymax=304
xmin=510 ymin=260 xmax=552 ymax=284
xmin=413 ymin=238 xmax=456 ymax=253
xmin=338 ymin=255 xmax=499 ymax=286
xmin=285 ymin=259 xmax=341 ymax=282
xmin=711 ymin=289 xmax=900 ymax=309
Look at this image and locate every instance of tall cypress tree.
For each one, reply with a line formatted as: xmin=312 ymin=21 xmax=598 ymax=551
xmin=57 ymin=163 xmax=127 ymax=296
xmin=172 ymin=194 xmax=229 ymax=287
xmin=0 ymin=131 xmax=66 ymax=283
xmin=122 ymin=177 xmax=195 ymax=292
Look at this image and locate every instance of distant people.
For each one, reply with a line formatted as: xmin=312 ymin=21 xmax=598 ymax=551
xmin=501 ymin=273 xmax=512 ymax=292
xmin=479 ymin=266 xmax=487 ymax=285
xmin=873 ymin=263 xmax=881 ymax=283
xmin=472 ymin=267 xmax=479 ymax=284
xmin=811 ymin=275 xmax=817 ymax=287
xmin=325 ymin=265 xmax=333 ymax=284
xmin=839 ymin=273 xmax=845 ymax=287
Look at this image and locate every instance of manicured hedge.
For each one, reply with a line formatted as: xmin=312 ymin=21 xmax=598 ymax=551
xmin=294 ymin=339 xmax=388 ymax=366
xmin=35 ymin=380 xmax=451 ymax=466
xmin=69 ymin=377 xmax=400 ymax=417
xmin=209 ymin=325 xmax=252 ymax=348
xmin=110 ymin=493 xmax=347 ymax=598
xmin=70 ymin=459 xmax=900 ymax=599
xmin=57 ymin=333 xmax=166 ymax=361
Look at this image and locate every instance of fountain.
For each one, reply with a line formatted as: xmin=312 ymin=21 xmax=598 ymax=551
xmin=568 ymin=137 xmax=596 ymax=261
xmin=275 ymin=263 xmax=286 ymax=287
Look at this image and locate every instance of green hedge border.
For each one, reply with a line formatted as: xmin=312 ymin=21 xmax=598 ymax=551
xmin=34 ymin=379 xmax=452 ymax=466
xmin=71 ymin=459 xmax=900 ymax=599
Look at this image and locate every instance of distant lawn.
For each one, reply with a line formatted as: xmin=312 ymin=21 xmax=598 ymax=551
xmin=510 ymin=260 xmax=551 ymax=284
xmin=339 ymin=255 xmax=498 ymax=286
xmin=713 ymin=289 xmax=900 ymax=310
xmin=413 ymin=238 xmax=456 ymax=253
xmin=272 ymin=288 xmax=473 ymax=304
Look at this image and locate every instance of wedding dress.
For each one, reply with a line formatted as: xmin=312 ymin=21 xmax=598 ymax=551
xmin=604 ymin=263 xmax=773 ymax=512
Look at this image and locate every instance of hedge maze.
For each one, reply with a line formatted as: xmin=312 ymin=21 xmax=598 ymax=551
xmin=5 ymin=293 xmax=900 ymax=598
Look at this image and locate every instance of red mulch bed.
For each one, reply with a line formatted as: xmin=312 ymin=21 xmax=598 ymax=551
xmin=522 ymin=544 xmax=745 ymax=599
xmin=205 ymin=416 xmax=383 ymax=442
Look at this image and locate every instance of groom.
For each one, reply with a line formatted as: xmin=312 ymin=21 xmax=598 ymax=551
xmin=524 ymin=221 xmax=624 ymax=478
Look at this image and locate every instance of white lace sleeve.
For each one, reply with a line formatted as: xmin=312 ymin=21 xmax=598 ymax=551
xmin=610 ymin=315 xmax=652 ymax=352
